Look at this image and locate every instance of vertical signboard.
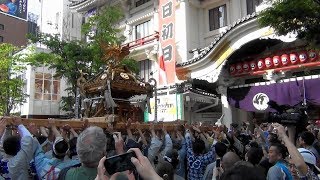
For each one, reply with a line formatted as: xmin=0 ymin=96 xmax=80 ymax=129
xmin=0 ymin=0 xmax=28 ymax=19
xmin=158 ymin=0 xmax=176 ymax=84
xmin=145 ymin=94 xmax=183 ymax=122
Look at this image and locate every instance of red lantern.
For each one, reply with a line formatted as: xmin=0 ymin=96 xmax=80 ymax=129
xmin=273 ymin=56 xmax=281 ymax=67
xmin=290 ymin=53 xmax=298 ymax=64
xmin=257 ymin=59 xmax=265 ymax=70
xmin=250 ymin=61 xmax=257 ymax=71
xmin=298 ymin=52 xmax=308 ymax=63
xmin=236 ymin=63 xmax=243 ymax=73
xmin=309 ymin=51 xmax=318 ymax=61
xmin=229 ymin=64 xmax=236 ymax=75
xmin=265 ymin=57 xmax=273 ymax=68
xmin=242 ymin=62 xmax=250 ymax=72
xmin=281 ymin=54 xmax=289 ymax=66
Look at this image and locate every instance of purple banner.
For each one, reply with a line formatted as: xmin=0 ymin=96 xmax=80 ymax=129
xmin=227 ymin=78 xmax=320 ymax=112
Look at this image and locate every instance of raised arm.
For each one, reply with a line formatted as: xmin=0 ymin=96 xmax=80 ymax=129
xmin=136 ymin=122 xmax=147 ymax=146
xmin=70 ymin=127 xmax=78 ymax=138
xmin=0 ymin=119 xmax=10 ymax=146
xmin=160 ymin=124 xmax=173 ymax=156
xmin=12 ymin=117 xmax=32 ymax=138
xmin=147 ymin=123 xmax=162 ymax=167
xmin=28 ymin=123 xmax=39 ymax=137
xmin=273 ymin=123 xmax=308 ymax=176
xmin=184 ymin=126 xmax=194 ymax=158
xmin=254 ymin=123 xmax=267 ymax=144
xmin=126 ymin=118 xmax=134 ymax=140
xmin=9 ymin=118 xmax=39 ymax=175
xmin=0 ymin=117 xmax=6 ymax=137
xmin=114 ymin=132 xmax=125 ymax=155
xmin=48 ymin=119 xmax=62 ymax=140
xmin=39 ymin=126 xmax=48 ymax=137
xmin=177 ymin=131 xmax=187 ymax=159
xmin=193 ymin=125 xmax=210 ymax=150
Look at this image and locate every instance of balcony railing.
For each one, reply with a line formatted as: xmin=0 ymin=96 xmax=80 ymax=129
xmin=123 ymin=32 xmax=159 ymax=50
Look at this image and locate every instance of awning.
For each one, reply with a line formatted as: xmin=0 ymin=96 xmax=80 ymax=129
xmin=183 ymin=91 xmax=219 ymax=104
xmin=227 ymin=75 xmax=320 ymax=112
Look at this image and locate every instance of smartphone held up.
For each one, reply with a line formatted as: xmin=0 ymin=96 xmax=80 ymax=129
xmin=104 ymin=151 xmax=137 ymax=175
xmin=216 ymin=158 xmax=221 ymax=168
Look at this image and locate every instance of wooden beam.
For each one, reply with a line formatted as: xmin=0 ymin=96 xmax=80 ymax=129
xmin=1 ymin=117 xmax=216 ymax=131
xmin=3 ymin=117 xmax=110 ymax=129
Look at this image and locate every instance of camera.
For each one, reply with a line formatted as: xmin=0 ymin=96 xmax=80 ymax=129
xmin=266 ymin=100 xmax=307 ymax=125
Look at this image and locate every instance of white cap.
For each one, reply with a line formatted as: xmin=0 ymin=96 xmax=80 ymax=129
xmin=298 ymin=148 xmax=320 ymax=173
xmin=298 ymin=148 xmax=316 ymax=165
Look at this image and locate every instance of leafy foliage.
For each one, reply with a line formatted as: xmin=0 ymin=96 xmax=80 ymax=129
xmin=121 ymin=57 xmax=139 ymax=74
xmin=259 ymin=0 xmax=320 ymax=44
xmin=0 ymin=43 xmax=28 ymax=115
xmin=25 ymin=6 xmax=139 ymax=115
xmin=82 ymin=6 xmax=125 ymax=45
xmin=26 ymin=34 xmax=104 ymax=114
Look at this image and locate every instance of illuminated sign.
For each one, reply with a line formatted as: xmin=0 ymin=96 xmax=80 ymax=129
xmin=0 ymin=0 xmax=27 ymax=20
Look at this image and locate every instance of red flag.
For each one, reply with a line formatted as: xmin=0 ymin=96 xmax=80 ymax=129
xmin=158 ymin=42 xmax=167 ymax=85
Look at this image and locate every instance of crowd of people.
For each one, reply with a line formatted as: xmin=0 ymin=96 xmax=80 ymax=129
xmin=0 ymin=116 xmax=320 ymax=180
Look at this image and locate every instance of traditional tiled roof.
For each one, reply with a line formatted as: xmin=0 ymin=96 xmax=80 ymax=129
xmin=176 ymin=13 xmax=257 ymax=68
xmin=70 ymin=0 xmax=88 ymax=6
xmin=187 ymin=87 xmax=217 ymax=98
xmin=176 ymin=79 xmax=218 ymax=97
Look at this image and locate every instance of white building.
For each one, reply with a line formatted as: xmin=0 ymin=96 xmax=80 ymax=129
xmin=19 ymin=0 xmax=83 ymax=118
xmin=69 ymin=0 xmax=320 ymax=126
xmin=66 ymin=0 xmax=268 ymax=124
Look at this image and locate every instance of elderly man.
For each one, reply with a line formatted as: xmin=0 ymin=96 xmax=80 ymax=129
xmin=61 ymin=126 xmax=107 ymax=180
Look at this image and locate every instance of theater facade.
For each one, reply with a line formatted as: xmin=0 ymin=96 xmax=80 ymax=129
xmin=176 ymin=13 xmax=320 ymax=127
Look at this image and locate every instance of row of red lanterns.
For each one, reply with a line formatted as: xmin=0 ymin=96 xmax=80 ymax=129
xmin=229 ymin=50 xmax=319 ymax=75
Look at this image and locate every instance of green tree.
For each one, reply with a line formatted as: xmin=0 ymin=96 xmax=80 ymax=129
xmin=82 ymin=6 xmax=125 ymax=45
xmin=82 ymin=6 xmax=138 ymax=73
xmin=259 ymin=0 xmax=320 ymax=45
xmin=0 ymin=43 xmax=27 ymax=116
xmin=27 ymin=35 xmax=103 ymax=114
xmin=26 ymin=5 xmax=139 ymax=115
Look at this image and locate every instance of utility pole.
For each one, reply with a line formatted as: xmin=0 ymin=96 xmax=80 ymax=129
xmin=148 ymin=78 xmax=157 ymax=122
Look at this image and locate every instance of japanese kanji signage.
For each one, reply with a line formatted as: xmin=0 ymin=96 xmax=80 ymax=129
xmin=159 ymin=0 xmax=176 ymax=84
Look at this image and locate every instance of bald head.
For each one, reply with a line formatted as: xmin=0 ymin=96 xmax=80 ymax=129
xmin=222 ymin=152 xmax=240 ymax=171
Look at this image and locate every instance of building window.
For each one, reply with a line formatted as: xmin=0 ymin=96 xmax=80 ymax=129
xmin=28 ymin=21 xmax=38 ymax=36
xmin=135 ymin=0 xmax=150 ymax=7
xmin=209 ymin=4 xmax=227 ymax=31
xmin=82 ymin=17 xmax=86 ymax=25
xmin=71 ymin=13 xmax=74 ymax=28
xmin=35 ymin=72 xmax=60 ymax=101
xmin=0 ymin=24 xmax=4 ymax=30
xmin=0 ymin=36 xmax=3 ymax=42
xmin=135 ymin=20 xmax=151 ymax=40
xmin=247 ymin=0 xmax=263 ymax=14
xmin=139 ymin=59 xmax=152 ymax=82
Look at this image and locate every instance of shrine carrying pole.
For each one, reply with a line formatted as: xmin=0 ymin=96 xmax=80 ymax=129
xmin=1 ymin=117 xmax=215 ymax=131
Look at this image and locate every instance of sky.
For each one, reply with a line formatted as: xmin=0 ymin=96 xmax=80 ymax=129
xmin=27 ymin=0 xmax=61 ymax=24
xmin=27 ymin=0 xmax=41 ymax=23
